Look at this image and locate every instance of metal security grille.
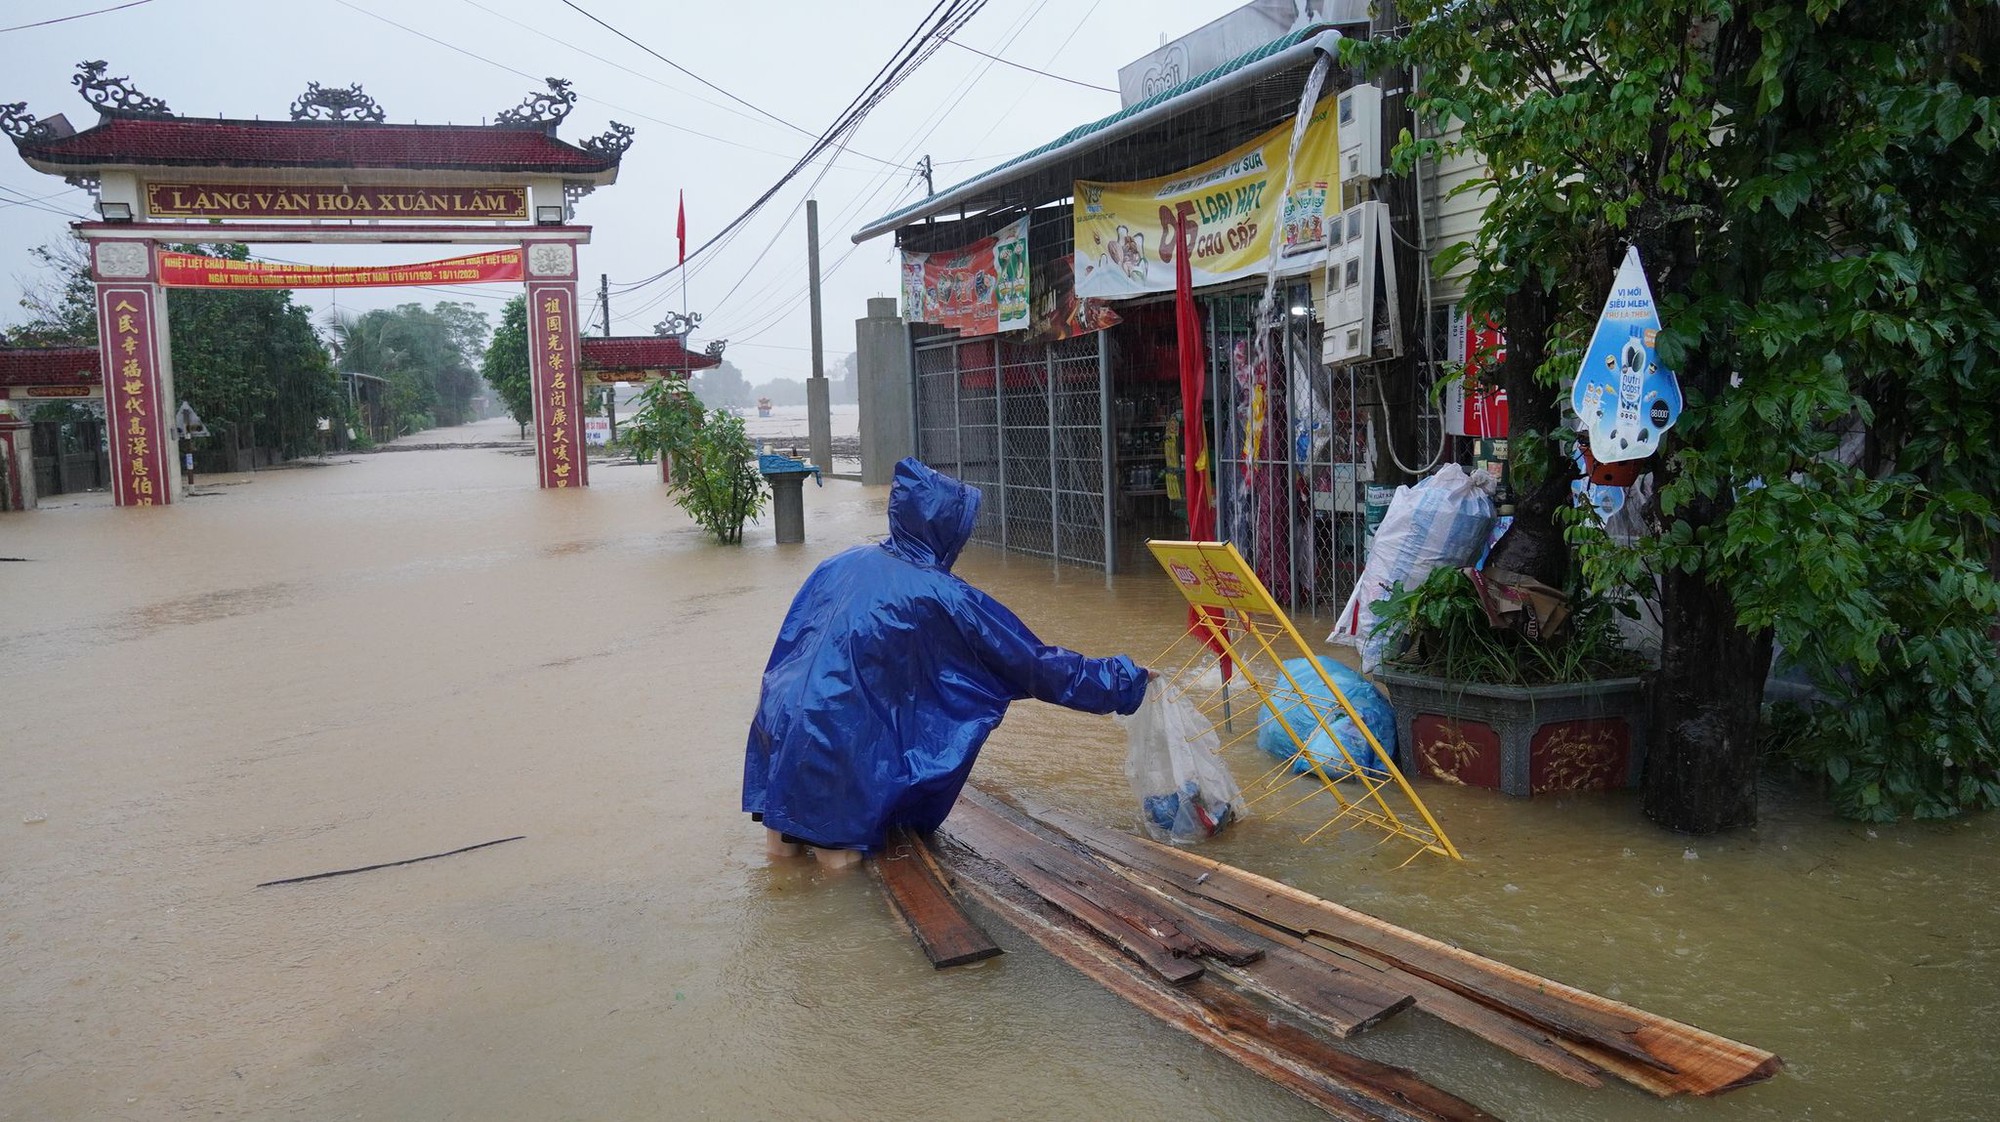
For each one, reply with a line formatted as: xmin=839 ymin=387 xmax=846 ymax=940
xmin=912 ymin=328 xmax=1109 ymax=570
xmin=1208 ymin=286 xmax=1372 ymax=617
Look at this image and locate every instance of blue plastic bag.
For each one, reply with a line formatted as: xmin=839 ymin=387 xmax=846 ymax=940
xmin=1255 ymin=656 xmax=1395 ymax=778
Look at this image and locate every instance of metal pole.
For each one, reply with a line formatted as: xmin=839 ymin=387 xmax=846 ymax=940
xmin=1098 ymin=327 xmax=1114 ymax=576
xmin=600 ymin=273 xmax=616 ymax=442
xmin=1047 ymin=346 xmax=1058 ymax=566
xmin=805 ymin=199 xmax=832 ymax=473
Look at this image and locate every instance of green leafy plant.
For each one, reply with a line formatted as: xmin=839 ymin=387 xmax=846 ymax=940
xmin=627 ymin=380 xmax=765 ymax=544
xmin=1374 ymin=567 xmax=1648 ymax=688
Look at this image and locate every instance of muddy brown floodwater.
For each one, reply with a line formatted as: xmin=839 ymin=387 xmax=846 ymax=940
xmin=2 ymin=418 xmax=1995 ymax=1121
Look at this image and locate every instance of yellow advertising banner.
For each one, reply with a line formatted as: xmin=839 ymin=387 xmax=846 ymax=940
xmin=1073 ymin=97 xmax=1338 ymax=298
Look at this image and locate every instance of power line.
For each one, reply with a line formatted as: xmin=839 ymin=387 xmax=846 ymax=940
xmin=0 ymin=0 xmax=154 ymax=34
xmin=456 ymin=0 xmax=906 ymax=171
xmin=604 ymin=0 xmax=988 ymax=296
xmin=329 ymin=0 xmax=885 ymax=168
xmin=556 ymin=0 xmax=905 ymax=169
xmin=942 ymin=37 xmax=1116 ymax=93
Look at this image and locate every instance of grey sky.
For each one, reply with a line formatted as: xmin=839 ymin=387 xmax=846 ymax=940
xmin=1 ymin=0 xmax=1232 ymax=373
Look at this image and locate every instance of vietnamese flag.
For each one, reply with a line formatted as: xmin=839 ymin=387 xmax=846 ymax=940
xmin=676 ymin=190 xmax=687 ymax=265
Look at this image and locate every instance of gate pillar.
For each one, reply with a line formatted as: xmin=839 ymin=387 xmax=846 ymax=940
xmin=90 ymin=240 xmax=176 ymax=506
xmin=524 ymin=242 xmax=586 ymax=489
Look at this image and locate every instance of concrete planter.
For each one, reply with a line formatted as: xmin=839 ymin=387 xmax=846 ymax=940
xmin=1374 ymin=669 xmax=1649 ymax=797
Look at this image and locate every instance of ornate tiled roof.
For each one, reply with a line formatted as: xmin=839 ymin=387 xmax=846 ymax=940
xmin=580 ymin=336 xmax=720 ymax=373
xmin=13 ymin=116 xmax=622 ymax=176
xmin=0 ymin=346 xmax=99 ymax=388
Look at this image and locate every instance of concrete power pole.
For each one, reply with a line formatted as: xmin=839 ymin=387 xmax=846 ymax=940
xmin=600 ymin=272 xmax=616 ymax=441
xmin=806 ymin=198 xmax=832 ymax=474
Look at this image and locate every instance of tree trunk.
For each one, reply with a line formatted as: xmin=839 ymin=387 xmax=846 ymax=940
xmin=1482 ymin=282 xmax=1571 ymax=588
xmin=1645 ymin=553 xmax=1774 ymax=833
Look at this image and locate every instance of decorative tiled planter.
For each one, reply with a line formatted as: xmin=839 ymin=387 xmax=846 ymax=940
xmin=1374 ymin=670 xmax=1649 ymax=797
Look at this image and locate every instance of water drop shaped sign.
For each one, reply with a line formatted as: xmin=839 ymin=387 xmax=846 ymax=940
xmin=1571 ymin=246 xmax=1682 ymax=463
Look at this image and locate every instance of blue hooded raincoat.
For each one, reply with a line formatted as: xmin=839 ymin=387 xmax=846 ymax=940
xmin=743 ymin=458 xmax=1148 ymax=852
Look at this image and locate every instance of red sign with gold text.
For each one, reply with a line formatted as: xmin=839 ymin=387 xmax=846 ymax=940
xmin=530 ymin=285 xmax=585 ymax=489
xmin=96 ymin=285 xmax=171 ymax=506
xmin=145 ymin=183 xmax=528 ymax=220
xmin=157 ymin=250 xmax=524 ymax=290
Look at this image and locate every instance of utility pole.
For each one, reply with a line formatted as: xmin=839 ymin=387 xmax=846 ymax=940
xmin=914 ymin=155 xmax=934 ymax=196
xmin=600 ymin=272 xmax=616 ymax=442
xmin=806 ymin=198 xmax=831 ymax=474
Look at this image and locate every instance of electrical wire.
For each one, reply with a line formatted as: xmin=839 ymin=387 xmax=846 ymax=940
xmin=0 ymin=0 xmax=154 ymax=34
xmin=556 ymin=0 xmax=905 ymax=168
xmin=942 ymin=36 xmax=1115 ymax=93
xmin=604 ymin=0 xmax=987 ymax=296
xmin=329 ymin=0 xmax=884 ymax=168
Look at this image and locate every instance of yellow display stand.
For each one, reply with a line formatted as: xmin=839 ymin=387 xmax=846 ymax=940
xmin=1148 ymin=540 xmax=1461 ymax=862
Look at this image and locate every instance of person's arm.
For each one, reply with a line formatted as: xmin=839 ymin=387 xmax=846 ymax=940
xmin=957 ymin=584 xmax=1148 ymax=715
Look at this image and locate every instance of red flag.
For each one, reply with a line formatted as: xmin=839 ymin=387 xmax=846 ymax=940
xmin=676 ymin=190 xmax=687 ymax=265
xmin=1174 ymin=215 xmax=1230 ymax=675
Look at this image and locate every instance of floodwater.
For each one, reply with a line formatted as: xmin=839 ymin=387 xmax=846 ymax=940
xmin=2 ymin=418 xmax=1994 ymax=1121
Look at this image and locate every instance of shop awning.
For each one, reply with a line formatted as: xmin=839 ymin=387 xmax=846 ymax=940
xmin=851 ymin=23 xmax=1351 ymax=244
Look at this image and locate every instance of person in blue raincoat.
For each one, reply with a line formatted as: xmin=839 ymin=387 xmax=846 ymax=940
xmin=744 ymin=457 xmax=1149 ymax=868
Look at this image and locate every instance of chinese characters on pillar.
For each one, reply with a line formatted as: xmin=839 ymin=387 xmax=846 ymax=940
xmin=97 ymin=285 xmax=171 ymax=506
xmin=529 ymin=284 xmax=585 ymax=489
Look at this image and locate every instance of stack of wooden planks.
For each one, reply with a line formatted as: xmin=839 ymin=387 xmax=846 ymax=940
xmin=877 ymin=788 xmax=1781 ymax=1120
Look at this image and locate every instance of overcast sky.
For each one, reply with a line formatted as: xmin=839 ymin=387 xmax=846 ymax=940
xmin=0 ymin=0 xmax=1235 ymax=374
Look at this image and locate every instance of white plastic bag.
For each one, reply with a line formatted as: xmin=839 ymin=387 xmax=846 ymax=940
xmin=1121 ymin=677 xmax=1247 ymax=844
xmin=1329 ymin=464 xmax=1497 ymax=672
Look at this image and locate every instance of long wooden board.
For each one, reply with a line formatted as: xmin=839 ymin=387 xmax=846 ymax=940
xmin=1027 ymin=802 xmax=1782 ymax=1097
xmin=870 ymin=827 xmax=1002 ymax=969
xmin=953 ymin=866 xmax=1497 ymax=1121
xmin=947 ymin=792 xmax=1416 ymax=1038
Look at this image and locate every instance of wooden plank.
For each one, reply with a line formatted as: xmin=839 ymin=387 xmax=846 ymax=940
xmin=1099 ymin=843 xmax=1603 ymax=1082
xmin=870 ymin=827 xmax=1002 ymax=969
xmin=953 ymin=792 xmax=1415 ymax=1039
xmin=940 ymin=802 xmax=1204 ymax=985
xmin=1032 ymin=807 xmax=1662 ymax=1067
xmin=953 ymin=867 xmax=1499 ymax=1121
xmin=1028 ymin=802 xmax=1781 ymax=1097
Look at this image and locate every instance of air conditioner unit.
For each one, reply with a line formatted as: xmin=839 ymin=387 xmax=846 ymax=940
xmin=1337 ymin=84 xmax=1383 ymax=182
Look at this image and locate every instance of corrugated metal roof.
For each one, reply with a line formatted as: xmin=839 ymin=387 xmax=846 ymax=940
xmin=853 ymin=24 xmax=1347 ymax=243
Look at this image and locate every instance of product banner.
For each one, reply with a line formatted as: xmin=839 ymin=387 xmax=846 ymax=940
xmin=900 ymin=216 xmax=1030 ymax=337
xmin=1571 ymin=245 xmax=1683 ymax=463
xmin=1074 ymin=97 xmax=1337 ymax=299
xmin=157 ymin=249 xmax=524 ymax=290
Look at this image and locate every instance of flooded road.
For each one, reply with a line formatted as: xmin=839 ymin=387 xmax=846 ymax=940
xmin=2 ymin=419 xmax=1994 ymax=1120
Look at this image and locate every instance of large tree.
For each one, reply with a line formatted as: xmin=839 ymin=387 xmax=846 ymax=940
xmin=480 ymin=295 xmax=534 ymax=436
xmin=1357 ymin=0 xmax=2000 ymax=829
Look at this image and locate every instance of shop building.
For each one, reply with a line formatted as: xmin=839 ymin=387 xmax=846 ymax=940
xmin=853 ymin=9 xmax=1449 ymax=615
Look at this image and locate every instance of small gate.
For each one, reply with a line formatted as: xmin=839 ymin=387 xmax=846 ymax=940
xmin=913 ymin=328 xmax=1111 ymax=571
xmin=31 ymin=418 xmax=108 ymax=496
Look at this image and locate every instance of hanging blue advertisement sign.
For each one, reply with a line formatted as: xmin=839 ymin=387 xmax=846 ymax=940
xmin=1571 ymin=246 xmax=1682 ymax=463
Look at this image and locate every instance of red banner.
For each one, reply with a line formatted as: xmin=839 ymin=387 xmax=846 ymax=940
xmin=157 ymin=250 xmax=524 ymax=290
xmin=96 ymin=285 xmax=172 ymax=506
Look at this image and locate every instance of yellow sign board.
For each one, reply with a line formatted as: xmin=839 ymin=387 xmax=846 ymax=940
xmin=1147 ymin=540 xmax=1461 ymax=863
xmin=1073 ymin=97 xmax=1338 ymax=299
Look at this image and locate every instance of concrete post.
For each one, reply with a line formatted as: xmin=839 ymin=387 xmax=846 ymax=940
xmin=93 ymin=264 xmax=175 ymax=507
xmin=805 ymin=200 xmax=833 ymax=473
xmin=526 ymin=277 xmax=587 ymax=488
xmin=855 ymin=296 xmax=913 ymax=484
xmin=767 ymin=470 xmax=810 ymax=543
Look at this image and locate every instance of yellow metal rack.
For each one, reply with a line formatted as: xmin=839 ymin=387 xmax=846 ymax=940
xmin=1147 ymin=540 xmax=1461 ymax=863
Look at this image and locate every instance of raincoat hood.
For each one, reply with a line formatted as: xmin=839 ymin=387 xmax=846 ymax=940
xmin=886 ymin=457 xmax=981 ymax=571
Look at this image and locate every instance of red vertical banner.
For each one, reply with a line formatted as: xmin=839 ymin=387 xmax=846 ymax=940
xmin=529 ymin=283 xmax=586 ymax=489
xmin=96 ymin=284 xmax=172 ymax=506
